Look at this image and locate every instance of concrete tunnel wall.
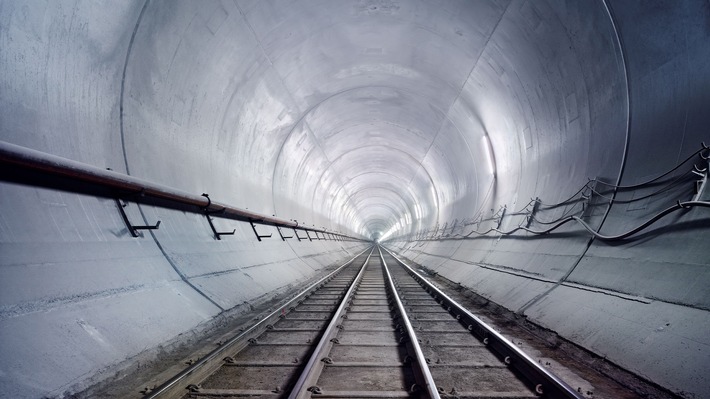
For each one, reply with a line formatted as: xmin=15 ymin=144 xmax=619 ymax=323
xmin=0 ymin=0 xmax=709 ymax=398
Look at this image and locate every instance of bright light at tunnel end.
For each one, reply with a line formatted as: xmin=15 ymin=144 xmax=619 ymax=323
xmin=378 ymin=225 xmax=397 ymax=242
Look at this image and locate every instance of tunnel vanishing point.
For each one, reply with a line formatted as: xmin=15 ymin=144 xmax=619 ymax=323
xmin=1 ymin=0 xmax=709 ymax=398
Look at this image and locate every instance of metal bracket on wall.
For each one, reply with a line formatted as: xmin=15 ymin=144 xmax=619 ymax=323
xmin=205 ymin=213 xmax=236 ymax=240
xmin=305 ymin=230 xmax=314 ymax=241
xmin=277 ymin=226 xmax=293 ymax=241
xmin=526 ymin=198 xmax=540 ymax=227
xmin=201 ymin=194 xmax=235 ymax=240
xmin=429 ymin=223 xmax=439 ymax=240
xmin=692 ymin=159 xmax=709 ymax=201
xmin=496 ymin=206 xmax=507 ymax=230
xmin=115 ymin=198 xmax=161 ymax=237
xmin=249 ymin=219 xmax=272 ymax=241
xmin=293 ymin=228 xmax=306 ymax=241
xmin=448 ymin=219 xmax=458 ymax=237
xmin=440 ymin=221 xmax=448 ymax=237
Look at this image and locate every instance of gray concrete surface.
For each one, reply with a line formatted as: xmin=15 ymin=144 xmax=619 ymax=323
xmin=1 ymin=0 xmax=708 ymax=398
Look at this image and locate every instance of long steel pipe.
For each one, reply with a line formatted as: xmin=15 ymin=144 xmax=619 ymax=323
xmin=0 ymin=140 xmax=361 ymax=240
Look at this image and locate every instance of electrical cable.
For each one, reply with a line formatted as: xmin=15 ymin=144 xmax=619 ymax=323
xmin=521 ymin=200 xmax=710 ymax=240
xmin=592 ymin=144 xmax=708 ymax=189
xmin=508 ymin=199 xmax=536 ymax=215
xmin=535 ymin=143 xmax=708 ymax=210
xmin=447 ymin=200 xmax=709 ymax=242
xmin=532 ymin=202 xmax=585 ymax=225
xmin=588 ymin=169 xmax=693 ymax=204
xmin=413 ymin=144 xmax=709 ymax=243
xmin=537 ymin=183 xmax=591 ymax=209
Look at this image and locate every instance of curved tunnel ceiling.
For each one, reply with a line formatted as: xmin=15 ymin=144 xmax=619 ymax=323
xmin=121 ymin=0 xmax=585 ymax=241
xmin=2 ymin=1 xmax=709 ymax=397
xmin=26 ymin=0 xmax=631 ymax=242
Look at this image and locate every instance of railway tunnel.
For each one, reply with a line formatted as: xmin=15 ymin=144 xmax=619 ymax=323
xmin=1 ymin=0 xmax=709 ymax=398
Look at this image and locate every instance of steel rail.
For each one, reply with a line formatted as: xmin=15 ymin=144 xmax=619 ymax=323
xmin=377 ymin=246 xmax=441 ymax=399
xmin=143 ymin=246 xmax=372 ymax=399
xmin=382 ymin=247 xmax=584 ymax=399
xmin=0 ymin=140 xmax=362 ymax=240
xmin=288 ymin=247 xmax=375 ymax=399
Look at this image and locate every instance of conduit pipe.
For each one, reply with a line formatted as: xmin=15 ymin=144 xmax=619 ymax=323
xmin=0 ymin=140 xmax=363 ymax=241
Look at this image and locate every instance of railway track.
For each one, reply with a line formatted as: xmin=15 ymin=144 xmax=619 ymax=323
xmin=143 ymin=246 xmax=582 ymax=399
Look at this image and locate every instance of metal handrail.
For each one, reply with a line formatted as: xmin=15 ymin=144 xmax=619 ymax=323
xmin=0 ymin=140 xmax=364 ymax=241
xmin=382 ymin=247 xmax=583 ymax=398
